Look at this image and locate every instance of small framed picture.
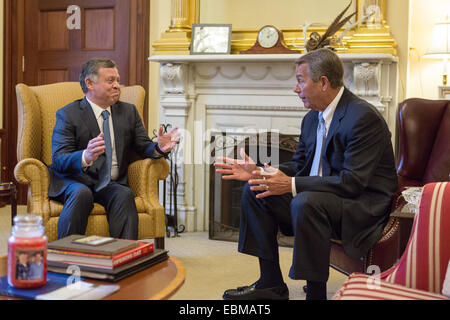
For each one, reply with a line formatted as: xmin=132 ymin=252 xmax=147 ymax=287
xmin=190 ymin=24 xmax=232 ymax=55
xmin=72 ymin=235 xmax=116 ymax=246
xmin=439 ymin=86 xmax=450 ymax=99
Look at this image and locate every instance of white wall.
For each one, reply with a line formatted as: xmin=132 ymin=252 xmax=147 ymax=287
xmin=148 ymin=0 xmax=171 ymax=133
xmin=200 ymin=0 xmax=356 ymax=29
xmin=386 ymin=0 xmax=410 ymax=103
xmin=407 ymin=0 xmax=450 ymax=99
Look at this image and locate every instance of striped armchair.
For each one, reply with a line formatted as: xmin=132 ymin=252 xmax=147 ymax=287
xmin=332 ymin=182 xmax=450 ymax=300
xmin=14 ymin=82 xmax=169 ymax=245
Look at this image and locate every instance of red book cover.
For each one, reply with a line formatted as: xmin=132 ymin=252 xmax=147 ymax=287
xmin=47 ymin=241 xmax=154 ymax=269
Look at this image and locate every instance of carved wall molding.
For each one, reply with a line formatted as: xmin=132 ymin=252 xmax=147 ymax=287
xmin=193 ymin=65 xmax=296 ymax=82
xmin=205 ymin=104 xmax=307 ymax=112
xmin=354 ymin=62 xmax=379 ymax=96
xmin=160 ymin=63 xmax=188 ymax=94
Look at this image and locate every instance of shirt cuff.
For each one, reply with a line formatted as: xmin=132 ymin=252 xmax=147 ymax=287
xmin=154 ymin=144 xmax=170 ymax=158
xmin=291 ymin=177 xmax=297 ymax=197
xmin=82 ymin=150 xmax=93 ymax=169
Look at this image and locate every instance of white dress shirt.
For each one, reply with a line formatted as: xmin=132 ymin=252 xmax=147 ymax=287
xmin=82 ymin=97 xmax=119 ymax=181
xmin=291 ymin=86 xmax=344 ymax=196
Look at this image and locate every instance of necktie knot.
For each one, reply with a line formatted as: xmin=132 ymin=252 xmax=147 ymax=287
xmin=101 ymin=110 xmax=109 ymax=120
xmin=318 ymin=112 xmax=325 ymax=126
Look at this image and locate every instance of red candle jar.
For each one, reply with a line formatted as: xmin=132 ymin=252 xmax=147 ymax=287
xmin=8 ymin=214 xmax=47 ymax=289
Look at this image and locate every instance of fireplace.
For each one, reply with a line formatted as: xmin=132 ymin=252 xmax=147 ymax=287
xmin=149 ymin=53 xmax=398 ymax=233
xmin=209 ymin=131 xmax=298 ymax=246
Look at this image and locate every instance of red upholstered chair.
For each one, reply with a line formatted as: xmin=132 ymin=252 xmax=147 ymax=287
xmin=330 ymin=98 xmax=450 ymax=275
xmin=332 ymin=182 xmax=450 ymax=300
xmin=396 ymin=98 xmax=450 ymax=188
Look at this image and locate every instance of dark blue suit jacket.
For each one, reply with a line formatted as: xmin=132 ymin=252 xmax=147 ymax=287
xmin=279 ymin=88 xmax=398 ymax=258
xmin=48 ymin=97 xmax=160 ymax=197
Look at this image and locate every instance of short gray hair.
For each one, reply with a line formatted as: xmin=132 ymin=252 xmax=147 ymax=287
xmin=79 ymin=58 xmax=117 ymax=93
xmin=295 ymin=48 xmax=344 ymax=89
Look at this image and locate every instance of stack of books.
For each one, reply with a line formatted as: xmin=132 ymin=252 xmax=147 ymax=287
xmin=47 ymin=235 xmax=168 ymax=281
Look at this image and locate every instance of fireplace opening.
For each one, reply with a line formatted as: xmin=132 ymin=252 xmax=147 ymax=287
xmin=209 ymin=131 xmax=298 ymax=247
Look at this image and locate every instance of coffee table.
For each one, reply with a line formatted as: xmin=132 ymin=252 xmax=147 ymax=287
xmin=0 ymin=254 xmax=185 ymax=300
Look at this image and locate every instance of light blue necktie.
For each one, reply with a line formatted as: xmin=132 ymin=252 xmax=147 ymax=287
xmin=95 ymin=110 xmax=112 ymax=192
xmin=309 ymin=112 xmax=326 ymax=176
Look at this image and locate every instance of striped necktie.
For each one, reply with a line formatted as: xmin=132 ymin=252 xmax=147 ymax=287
xmin=95 ymin=110 xmax=112 ymax=191
xmin=309 ymin=112 xmax=326 ymax=176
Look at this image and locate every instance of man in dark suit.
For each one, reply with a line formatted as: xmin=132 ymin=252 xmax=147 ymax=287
xmin=49 ymin=58 xmax=179 ymax=240
xmin=214 ymin=48 xmax=398 ymax=300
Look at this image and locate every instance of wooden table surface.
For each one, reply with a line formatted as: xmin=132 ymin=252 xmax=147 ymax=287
xmin=0 ymin=254 xmax=186 ymax=300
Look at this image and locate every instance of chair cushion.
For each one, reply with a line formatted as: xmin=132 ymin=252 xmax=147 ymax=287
xmin=49 ymin=196 xmax=147 ymax=217
xmin=381 ymin=182 xmax=450 ymax=294
xmin=332 ymin=273 xmax=449 ymax=300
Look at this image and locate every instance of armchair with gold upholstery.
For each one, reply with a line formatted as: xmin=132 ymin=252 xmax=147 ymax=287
xmin=14 ymin=82 xmax=169 ymax=246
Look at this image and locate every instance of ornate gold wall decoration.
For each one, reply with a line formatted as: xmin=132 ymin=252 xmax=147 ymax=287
xmin=152 ymin=0 xmax=200 ymax=53
xmin=152 ymin=0 xmax=396 ymax=55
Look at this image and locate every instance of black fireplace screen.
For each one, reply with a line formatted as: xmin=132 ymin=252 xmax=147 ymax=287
xmin=209 ymin=131 xmax=298 ymax=247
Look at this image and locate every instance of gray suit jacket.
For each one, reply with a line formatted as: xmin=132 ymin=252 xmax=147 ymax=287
xmin=48 ymin=97 xmax=161 ymax=197
xmin=279 ymin=88 xmax=398 ymax=258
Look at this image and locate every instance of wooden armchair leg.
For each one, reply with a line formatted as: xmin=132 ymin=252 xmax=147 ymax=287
xmin=155 ymin=237 xmax=165 ymax=249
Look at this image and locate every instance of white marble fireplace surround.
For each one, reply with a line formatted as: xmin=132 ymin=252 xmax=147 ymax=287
xmin=149 ymin=53 xmax=398 ymax=232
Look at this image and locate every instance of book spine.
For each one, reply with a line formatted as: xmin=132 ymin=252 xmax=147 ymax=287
xmin=48 ymin=242 xmax=154 ymax=269
xmin=112 ymin=243 xmax=154 ymax=267
xmin=47 ymin=249 xmax=107 ymax=259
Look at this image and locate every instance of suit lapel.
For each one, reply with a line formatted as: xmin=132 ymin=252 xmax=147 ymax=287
xmin=324 ymin=88 xmax=349 ymax=152
xmin=305 ymin=112 xmax=319 ymax=170
xmin=319 ymin=88 xmax=350 ymax=176
xmin=111 ymin=102 xmax=124 ymax=169
xmin=80 ymin=97 xmax=106 ymax=172
xmin=80 ymin=97 xmax=101 ymax=138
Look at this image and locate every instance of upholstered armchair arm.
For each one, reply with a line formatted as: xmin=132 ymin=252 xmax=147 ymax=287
xmin=14 ymin=158 xmax=51 ymax=223
xmin=128 ymin=158 xmax=170 ymax=237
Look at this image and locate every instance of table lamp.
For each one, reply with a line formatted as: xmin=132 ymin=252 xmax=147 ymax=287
xmin=423 ymin=16 xmax=450 ymax=86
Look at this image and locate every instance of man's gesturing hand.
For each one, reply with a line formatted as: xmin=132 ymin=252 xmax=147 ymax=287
xmin=157 ymin=125 xmax=181 ymax=153
xmin=84 ymin=133 xmax=106 ymax=164
xmin=248 ymin=163 xmax=292 ymax=199
xmin=214 ymin=148 xmax=258 ymax=182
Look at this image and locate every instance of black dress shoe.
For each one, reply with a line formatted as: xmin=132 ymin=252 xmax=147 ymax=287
xmin=223 ymin=282 xmax=289 ymax=300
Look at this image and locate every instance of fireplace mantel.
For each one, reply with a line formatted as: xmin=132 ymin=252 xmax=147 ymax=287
xmin=150 ymin=53 xmax=397 ymax=63
xmin=149 ymin=53 xmax=398 ymax=232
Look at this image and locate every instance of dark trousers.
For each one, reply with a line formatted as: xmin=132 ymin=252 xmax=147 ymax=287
xmin=238 ymin=182 xmax=343 ymax=282
xmin=51 ymin=181 xmax=139 ymax=240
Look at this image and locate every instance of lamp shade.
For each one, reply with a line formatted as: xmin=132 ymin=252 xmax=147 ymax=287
xmin=423 ymin=20 xmax=450 ymax=59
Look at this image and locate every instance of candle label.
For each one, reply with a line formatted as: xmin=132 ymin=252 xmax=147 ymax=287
xmin=8 ymin=239 xmax=47 ymax=288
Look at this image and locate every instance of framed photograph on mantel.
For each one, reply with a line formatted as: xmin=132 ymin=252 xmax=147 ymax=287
xmin=190 ymin=24 xmax=232 ymax=55
xmin=439 ymin=86 xmax=450 ymax=99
